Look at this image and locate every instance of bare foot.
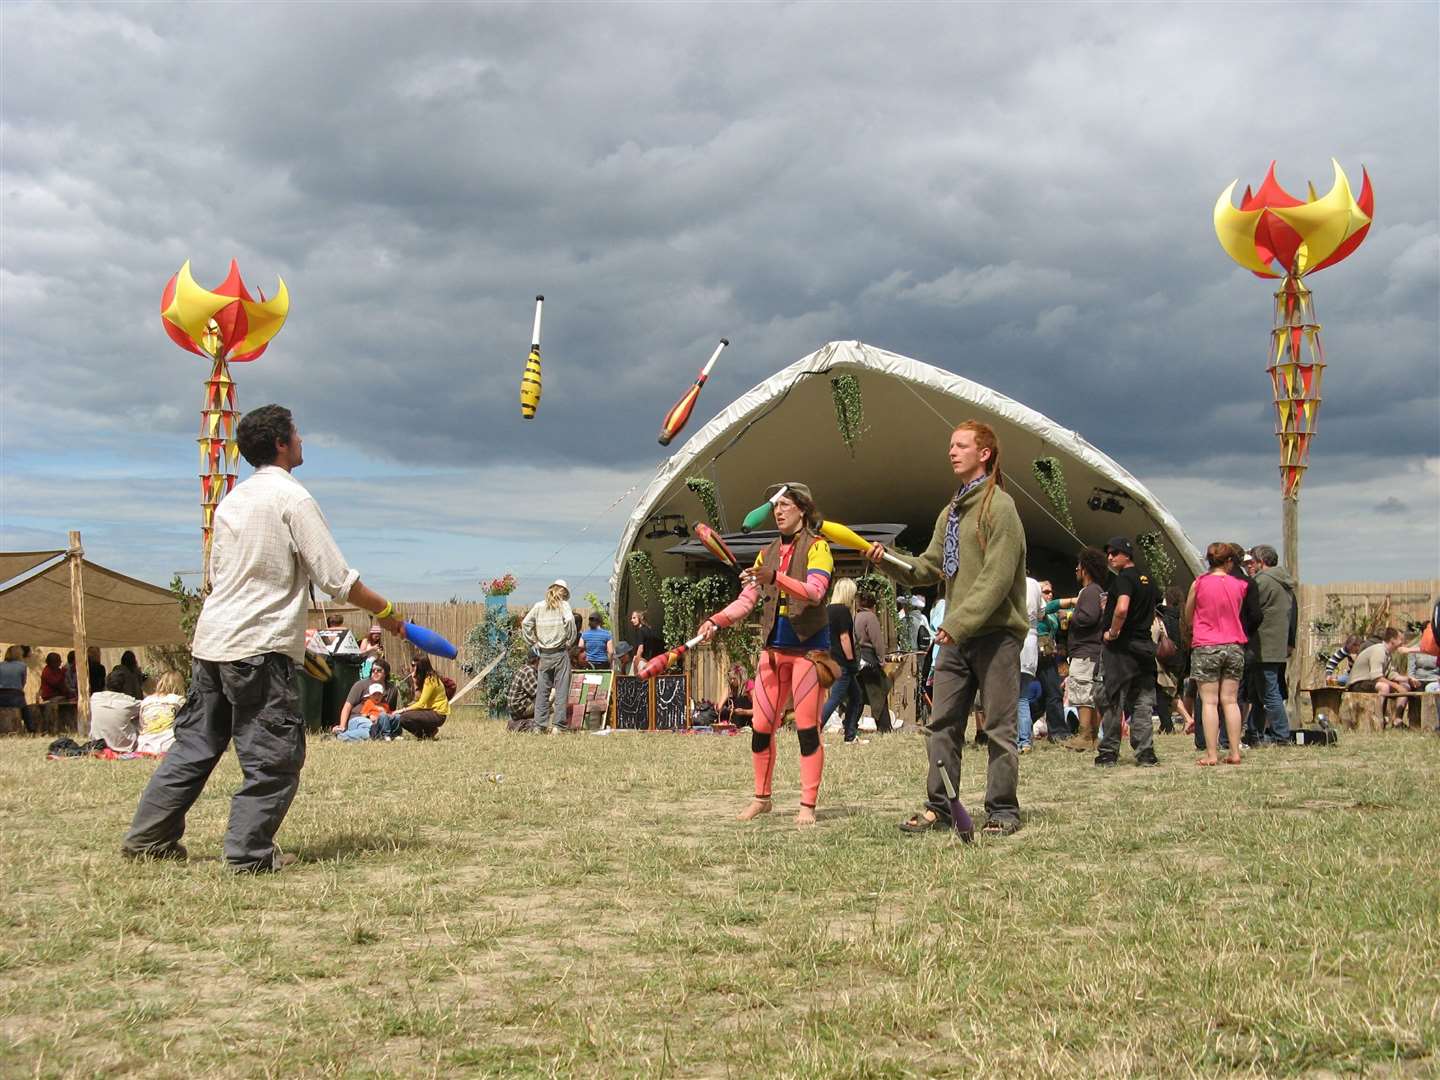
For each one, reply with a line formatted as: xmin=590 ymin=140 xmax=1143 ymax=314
xmin=737 ymin=797 xmax=772 ymax=821
xmin=795 ymin=805 xmax=817 ymax=828
xmin=1222 ymin=755 xmax=1242 ymax=765
xmin=1196 ymin=757 xmax=1218 ymax=766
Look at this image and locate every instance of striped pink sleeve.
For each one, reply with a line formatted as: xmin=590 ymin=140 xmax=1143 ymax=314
xmin=710 ymin=584 xmax=759 ymax=629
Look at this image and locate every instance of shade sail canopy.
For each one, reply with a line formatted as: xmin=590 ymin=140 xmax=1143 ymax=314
xmin=0 ymin=554 xmax=187 ymax=647
xmin=611 ymin=341 xmax=1201 ymax=619
xmin=0 ymin=550 xmax=64 ymax=584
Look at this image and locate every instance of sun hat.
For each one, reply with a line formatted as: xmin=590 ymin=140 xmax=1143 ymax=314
xmin=550 ymin=579 xmax=569 ymax=590
xmin=366 ymin=682 xmax=385 ymax=696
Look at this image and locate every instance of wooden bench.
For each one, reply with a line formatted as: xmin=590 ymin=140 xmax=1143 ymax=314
xmin=0 ymin=707 xmax=25 ymax=736
xmin=1305 ymin=686 xmax=1435 ymax=733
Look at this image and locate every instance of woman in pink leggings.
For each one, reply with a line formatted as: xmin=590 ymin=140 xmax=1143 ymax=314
xmin=699 ymin=483 xmax=834 ymax=827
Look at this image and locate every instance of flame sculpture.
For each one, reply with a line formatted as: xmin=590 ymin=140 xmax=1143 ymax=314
xmin=160 ymin=260 xmax=290 ymax=585
xmin=1214 ymin=160 xmax=1373 ymax=515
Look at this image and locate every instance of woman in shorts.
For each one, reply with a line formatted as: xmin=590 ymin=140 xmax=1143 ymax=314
xmin=1183 ymin=542 xmax=1251 ymax=765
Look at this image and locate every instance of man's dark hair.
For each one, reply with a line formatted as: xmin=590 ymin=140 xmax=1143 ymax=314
xmin=1252 ymin=544 xmax=1279 ymax=567
xmin=236 ymin=404 xmax=294 ymax=467
xmin=1077 ymin=546 xmax=1109 ymax=585
xmin=588 ymin=613 xmax=603 ymax=628
xmin=370 ymin=659 xmax=390 ymax=680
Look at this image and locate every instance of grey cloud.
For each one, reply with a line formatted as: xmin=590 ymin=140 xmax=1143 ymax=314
xmin=2 ymin=1 xmax=1436 ymax=589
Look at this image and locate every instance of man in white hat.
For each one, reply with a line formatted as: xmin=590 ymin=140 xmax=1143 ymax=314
xmin=521 ymin=579 xmax=577 ymax=733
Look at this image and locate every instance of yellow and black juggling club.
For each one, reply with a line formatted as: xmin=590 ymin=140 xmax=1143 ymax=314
xmin=819 ymin=520 xmax=913 ymax=572
xmin=520 ymin=294 xmax=544 ymax=419
xmin=658 ymin=338 xmax=728 ymax=446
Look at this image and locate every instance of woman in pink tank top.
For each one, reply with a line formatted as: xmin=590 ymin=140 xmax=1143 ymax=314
xmin=1183 ymin=542 xmax=1250 ymax=766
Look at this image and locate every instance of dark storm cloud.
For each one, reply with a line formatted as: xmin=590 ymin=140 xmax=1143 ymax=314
xmin=2 ymin=1 xmax=1436 ymax=589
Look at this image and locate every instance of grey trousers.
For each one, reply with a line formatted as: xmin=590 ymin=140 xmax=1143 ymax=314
xmin=1098 ymin=646 xmax=1156 ymax=755
xmin=534 ymin=649 xmax=572 ymax=731
xmin=926 ymin=631 xmax=1021 ymax=825
xmin=122 ymin=654 xmax=304 ymax=872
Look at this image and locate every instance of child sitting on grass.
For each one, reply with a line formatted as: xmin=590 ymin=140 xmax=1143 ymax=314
xmin=136 ymin=671 xmax=186 ymax=755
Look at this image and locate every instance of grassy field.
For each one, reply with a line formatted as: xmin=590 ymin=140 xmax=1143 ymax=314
xmin=2 ymin=712 xmax=1437 ymax=1078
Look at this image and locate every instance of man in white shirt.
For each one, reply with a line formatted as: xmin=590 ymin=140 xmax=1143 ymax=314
xmin=122 ymin=405 xmax=404 ymax=872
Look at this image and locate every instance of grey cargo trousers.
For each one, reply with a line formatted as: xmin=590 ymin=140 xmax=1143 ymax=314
xmin=925 ymin=630 xmax=1022 ymax=826
xmin=122 ymin=653 xmax=304 ymax=872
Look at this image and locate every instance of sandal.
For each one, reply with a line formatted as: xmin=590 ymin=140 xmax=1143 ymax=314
xmin=898 ymin=809 xmax=945 ymax=834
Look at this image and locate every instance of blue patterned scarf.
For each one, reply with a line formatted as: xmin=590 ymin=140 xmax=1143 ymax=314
xmin=942 ymin=474 xmax=989 ymax=579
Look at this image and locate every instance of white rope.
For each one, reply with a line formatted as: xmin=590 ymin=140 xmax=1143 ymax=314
xmin=895 ymin=379 xmax=1084 ymax=547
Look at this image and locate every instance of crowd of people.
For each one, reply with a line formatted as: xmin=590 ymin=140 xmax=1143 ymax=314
xmin=2 ymin=401 xmax=1432 ymax=872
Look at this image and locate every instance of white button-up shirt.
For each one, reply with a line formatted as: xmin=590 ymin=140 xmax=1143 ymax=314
xmin=191 ymin=466 xmax=360 ymax=663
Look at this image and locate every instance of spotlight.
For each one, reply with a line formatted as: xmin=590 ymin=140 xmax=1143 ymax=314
xmin=1086 ymin=488 xmax=1130 ymax=515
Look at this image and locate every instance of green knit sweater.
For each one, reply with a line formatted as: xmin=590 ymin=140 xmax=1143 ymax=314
xmin=888 ymin=480 xmax=1029 ymax=644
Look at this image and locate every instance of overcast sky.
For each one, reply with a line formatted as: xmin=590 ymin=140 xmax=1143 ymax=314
xmin=2 ymin=1 xmax=1436 ymax=605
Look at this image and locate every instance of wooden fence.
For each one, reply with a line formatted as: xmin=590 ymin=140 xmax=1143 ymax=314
xmin=1292 ymin=578 xmax=1438 ymax=690
xmin=306 ymin=601 xmax=496 ymax=687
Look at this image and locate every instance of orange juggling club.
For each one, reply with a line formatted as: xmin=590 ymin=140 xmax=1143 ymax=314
xmin=693 ymin=522 xmax=740 ymax=571
xmin=637 ymin=633 xmax=706 ymax=679
xmin=658 ymin=339 xmax=728 ymax=446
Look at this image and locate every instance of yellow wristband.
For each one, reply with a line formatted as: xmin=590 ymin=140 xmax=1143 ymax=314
xmin=377 ymin=600 xmax=394 ymax=620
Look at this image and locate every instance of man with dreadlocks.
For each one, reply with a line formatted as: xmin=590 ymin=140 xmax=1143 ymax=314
xmin=866 ymin=421 xmax=1028 ymax=837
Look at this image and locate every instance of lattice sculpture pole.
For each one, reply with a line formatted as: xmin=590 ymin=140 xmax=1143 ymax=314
xmin=1214 ymin=159 xmax=1374 ymax=578
xmin=160 ymin=260 xmax=290 ymax=589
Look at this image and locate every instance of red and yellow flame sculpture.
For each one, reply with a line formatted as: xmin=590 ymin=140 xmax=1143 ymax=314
xmin=160 ymin=260 xmax=290 ymax=585
xmin=1214 ymin=160 xmax=1373 ymax=501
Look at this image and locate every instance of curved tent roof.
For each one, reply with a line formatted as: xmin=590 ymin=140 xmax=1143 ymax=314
xmin=610 ymin=341 xmax=1201 ymax=618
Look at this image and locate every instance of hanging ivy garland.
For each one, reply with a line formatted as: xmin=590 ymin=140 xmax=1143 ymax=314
xmin=656 ymin=572 xmax=754 ymax=670
xmin=684 ymin=476 xmax=722 ymax=529
xmin=855 ymin=572 xmax=896 ymax=619
xmin=830 ymin=374 xmax=866 ymax=455
xmin=627 ymin=550 xmax=661 ymax=605
xmin=1030 ymin=456 xmax=1076 ymax=536
xmin=1136 ymin=532 xmax=1175 ymax=590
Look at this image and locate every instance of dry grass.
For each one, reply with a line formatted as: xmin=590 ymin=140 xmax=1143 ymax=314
xmin=2 ymin=712 xmax=1437 ymax=1078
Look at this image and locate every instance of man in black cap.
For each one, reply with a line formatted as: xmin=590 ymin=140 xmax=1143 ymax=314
xmin=1096 ymin=536 xmax=1160 ymax=767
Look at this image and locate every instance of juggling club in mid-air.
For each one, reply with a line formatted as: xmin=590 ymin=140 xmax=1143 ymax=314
xmin=818 ymin=520 xmax=914 ymax=572
xmin=519 ymin=295 xmax=544 ymax=420
xmin=637 ymin=633 xmax=706 ymax=679
xmin=692 ymin=522 xmax=740 ymax=572
xmin=740 ymin=484 xmax=787 ymax=533
xmin=658 ymin=338 xmax=728 ymax=446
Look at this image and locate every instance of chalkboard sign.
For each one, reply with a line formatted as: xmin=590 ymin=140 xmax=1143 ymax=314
xmin=653 ymin=674 xmax=687 ymax=730
xmin=614 ymin=676 xmax=650 ymax=730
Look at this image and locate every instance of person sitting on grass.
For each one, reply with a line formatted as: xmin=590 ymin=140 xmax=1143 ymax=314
xmin=507 ymin=650 xmax=539 ymax=732
xmin=90 ymin=669 xmax=142 ymax=753
xmin=360 ymin=682 xmax=402 ymax=741
xmin=137 ymin=671 xmax=186 ymax=755
xmin=717 ymin=662 xmax=755 ymax=728
xmin=335 ymin=659 xmax=398 ymax=735
xmin=393 ymin=656 xmax=449 ymax=738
